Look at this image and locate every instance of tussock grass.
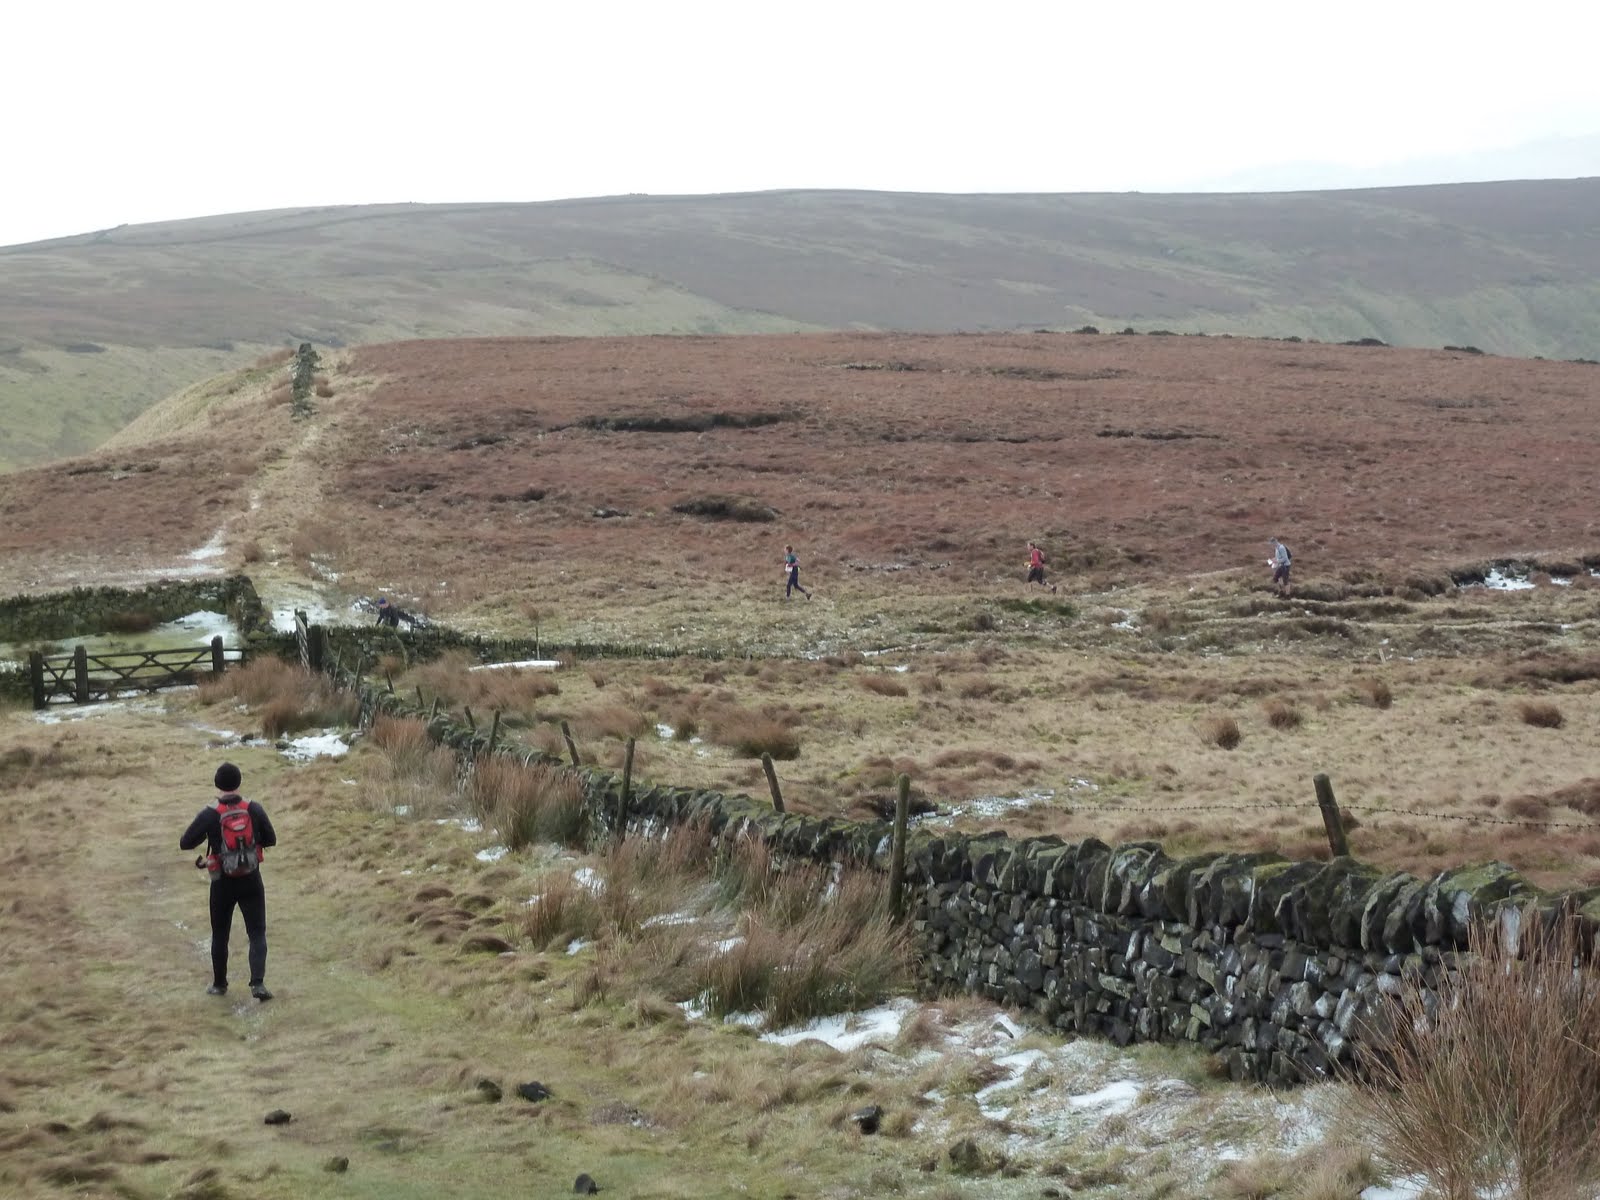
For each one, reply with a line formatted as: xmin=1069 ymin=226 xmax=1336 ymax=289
xmin=698 ymin=871 xmax=911 ymax=1028
xmin=1355 ymin=677 xmax=1393 ymax=709
xmin=1263 ymin=698 xmax=1302 ymax=730
xmin=1347 ymin=906 xmax=1600 ymax=1200
xmin=1518 ymin=699 xmax=1565 ymax=729
xmin=1200 ymin=715 xmax=1242 ymax=750
xmin=198 ymin=655 xmax=356 ymax=731
xmin=710 ymin=707 xmax=800 ymax=759
xmin=364 ymin=715 xmax=458 ymax=817
xmin=405 ymin=650 xmax=560 ymax=717
xmin=466 ymin=756 xmax=586 ymax=849
xmin=577 ymin=702 xmax=650 ymax=741
xmin=860 ymin=674 xmax=909 ymax=697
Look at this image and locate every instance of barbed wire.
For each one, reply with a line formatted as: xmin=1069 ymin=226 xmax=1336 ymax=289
xmin=1049 ymin=795 xmax=1600 ymax=830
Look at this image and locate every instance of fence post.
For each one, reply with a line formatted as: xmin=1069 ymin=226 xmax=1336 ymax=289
xmin=560 ymin=720 xmax=581 ymax=767
xmin=1313 ymin=773 xmax=1350 ymax=857
xmin=210 ymin=636 xmax=225 ymax=675
xmin=617 ymin=737 xmax=635 ymax=843
xmin=28 ymin=651 xmax=45 ymax=709
xmin=415 ymin=685 xmax=425 ymax=710
xmin=73 ymin=645 xmax=89 ymax=704
xmin=428 ymin=697 xmax=440 ymax=721
xmin=486 ymin=710 xmax=501 ymax=756
xmin=308 ymin=625 xmax=328 ymax=672
xmin=760 ymin=752 xmax=785 ymax=814
xmin=463 ymin=705 xmax=476 ymax=731
xmin=889 ymin=774 xmax=911 ymax=923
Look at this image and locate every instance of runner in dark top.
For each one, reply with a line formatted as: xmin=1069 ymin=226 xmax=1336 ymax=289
xmin=179 ymin=762 xmax=278 ymax=1001
xmin=783 ymin=545 xmax=811 ymax=600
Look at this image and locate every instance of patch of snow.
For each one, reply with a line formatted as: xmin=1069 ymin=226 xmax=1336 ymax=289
xmin=566 ymin=938 xmax=592 ymax=956
xmin=279 ymin=732 xmax=350 ymax=761
xmin=435 ymin=817 xmax=484 ymax=834
xmin=1475 ymin=568 xmax=1536 ymax=591
xmin=760 ymin=998 xmax=917 ymax=1051
xmin=469 ymin=659 xmax=560 ymax=672
xmin=393 ymin=805 xmax=411 ymax=816
xmin=188 ymin=530 xmax=227 ymax=561
xmin=35 ymin=697 xmax=167 ymax=724
xmin=1361 ymin=1181 xmax=1428 ymax=1200
xmin=714 ymin=936 xmax=744 ymax=954
xmin=573 ymin=867 xmax=604 ymax=893
xmin=271 ymin=601 xmax=342 ymax=632
xmin=1068 ymin=1079 xmax=1142 ymax=1115
xmin=642 ymin=911 xmax=697 ymax=928
xmin=656 ymin=723 xmax=675 ymax=739
xmin=974 ymin=1049 xmax=1049 ymax=1108
xmin=476 ymin=846 xmax=509 ymax=862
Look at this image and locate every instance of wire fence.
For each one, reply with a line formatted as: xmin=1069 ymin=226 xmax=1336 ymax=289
xmin=1057 ymin=793 xmax=1600 ymax=830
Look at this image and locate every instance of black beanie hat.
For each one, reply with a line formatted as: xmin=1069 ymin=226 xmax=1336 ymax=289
xmin=214 ymin=762 xmax=242 ymax=792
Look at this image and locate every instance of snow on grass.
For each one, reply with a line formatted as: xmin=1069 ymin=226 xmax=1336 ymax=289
xmin=278 ymin=732 xmax=350 ymax=761
xmin=759 ymin=998 xmax=918 ymax=1051
xmin=655 ymin=722 xmax=675 ymax=739
xmin=922 ymin=779 xmax=1097 ymax=826
xmin=1068 ymin=1078 xmax=1142 ymax=1114
xmin=35 ymin=696 xmax=168 ymax=724
xmin=434 ymin=817 xmax=484 ymax=834
xmin=1475 ymin=568 xmax=1536 ymax=591
xmin=469 ymin=659 xmax=560 ymax=672
xmin=573 ymin=866 xmax=604 ymax=893
xmin=1360 ymin=1181 xmax=1427 ymax=1200
xmin=476 ymin=846 xmax=510 ymax=863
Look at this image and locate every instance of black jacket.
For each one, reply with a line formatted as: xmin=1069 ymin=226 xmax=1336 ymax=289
xmin=180 ymin=795 xmax=278 ymax=860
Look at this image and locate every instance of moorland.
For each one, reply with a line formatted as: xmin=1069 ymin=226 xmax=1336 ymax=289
xmin=3 ymin=179 xmax=1598 ymax=472
xmin=5 ymin=328 xmax=1600 ymax=1198
xmin=5 ymin=330 xmax=1600 ymax=887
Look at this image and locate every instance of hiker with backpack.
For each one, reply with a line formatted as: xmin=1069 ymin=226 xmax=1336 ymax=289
xmin=1269 ymin=538 xmax=1293 ymax=597
xmin=179 ymin=762 xmax=277 ymax=1001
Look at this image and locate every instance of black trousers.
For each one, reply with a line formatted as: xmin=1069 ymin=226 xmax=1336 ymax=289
xmin=209 ymin=872 xmax=267 ymax=988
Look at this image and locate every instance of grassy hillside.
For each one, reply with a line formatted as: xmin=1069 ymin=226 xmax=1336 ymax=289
xmin=2 ymin=181 xmax=1597 ymax=472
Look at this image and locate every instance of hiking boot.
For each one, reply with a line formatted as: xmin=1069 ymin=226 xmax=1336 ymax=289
xmin=250 ymin=984 xmax=274 ymax=1002
xmin=206 ymin=984 xmax=227 ymax=996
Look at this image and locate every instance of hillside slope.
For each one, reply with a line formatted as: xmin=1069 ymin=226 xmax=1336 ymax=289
xmin=4 ymin=330 xmax=1598 ymax=650
xmin=2 ymin=181 xmax=1597 ymax=473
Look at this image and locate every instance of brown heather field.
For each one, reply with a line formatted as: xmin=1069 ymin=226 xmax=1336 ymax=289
xmin=5 ymin=331 xmax=1600 ymax=887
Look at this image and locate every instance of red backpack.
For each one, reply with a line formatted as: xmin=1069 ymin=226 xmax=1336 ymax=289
xmin=216 ymin=798 xmax=261 ymax=878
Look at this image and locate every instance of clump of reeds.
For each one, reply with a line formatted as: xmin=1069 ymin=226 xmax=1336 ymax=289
xmin=364 ymin=715 xmax=457 ymax=817
xmin=1346 ymin=905 xmax=1600 ymax=1200
xmin=466 ymin=756 xmax=586 ymax=850
xmin=709 ymin=707 xmax=800 ymax=759
xmin=198 ymin=655 xmax=356 ymax=732
xmin=1200 ymin=714 xmax=1242 ymax=750
xmin=1263 ymin=697 xmax=1303 ymax=730
xmin=1518 ymin=700 xmax=1565 ymax=729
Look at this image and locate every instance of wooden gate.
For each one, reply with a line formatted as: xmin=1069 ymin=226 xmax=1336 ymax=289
xmin=28 ymin=637 xmax=242 ymax=708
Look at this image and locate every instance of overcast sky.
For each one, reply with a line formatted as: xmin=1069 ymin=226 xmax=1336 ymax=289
xmin=5 ymin=0 xmax=1597 ymax=249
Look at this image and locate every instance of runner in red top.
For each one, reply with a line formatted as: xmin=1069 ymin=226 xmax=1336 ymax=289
xmin=1025 ymin=541 xmax=1056 ymax=593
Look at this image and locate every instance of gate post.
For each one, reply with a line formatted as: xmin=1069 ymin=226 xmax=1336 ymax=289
xmin=28 ymin=652 xmax=45 ymax=709
xmin=73 ymin=645 xmax=90 ymax=704
xmin=211 ymin=636 xmax=226 ymax=675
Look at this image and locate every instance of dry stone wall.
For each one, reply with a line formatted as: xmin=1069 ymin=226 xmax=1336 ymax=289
xmin=0 ymin=575 xmax=269 ymax=644
xmin=337 ymin=661 xmax=1597 ymax=1087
